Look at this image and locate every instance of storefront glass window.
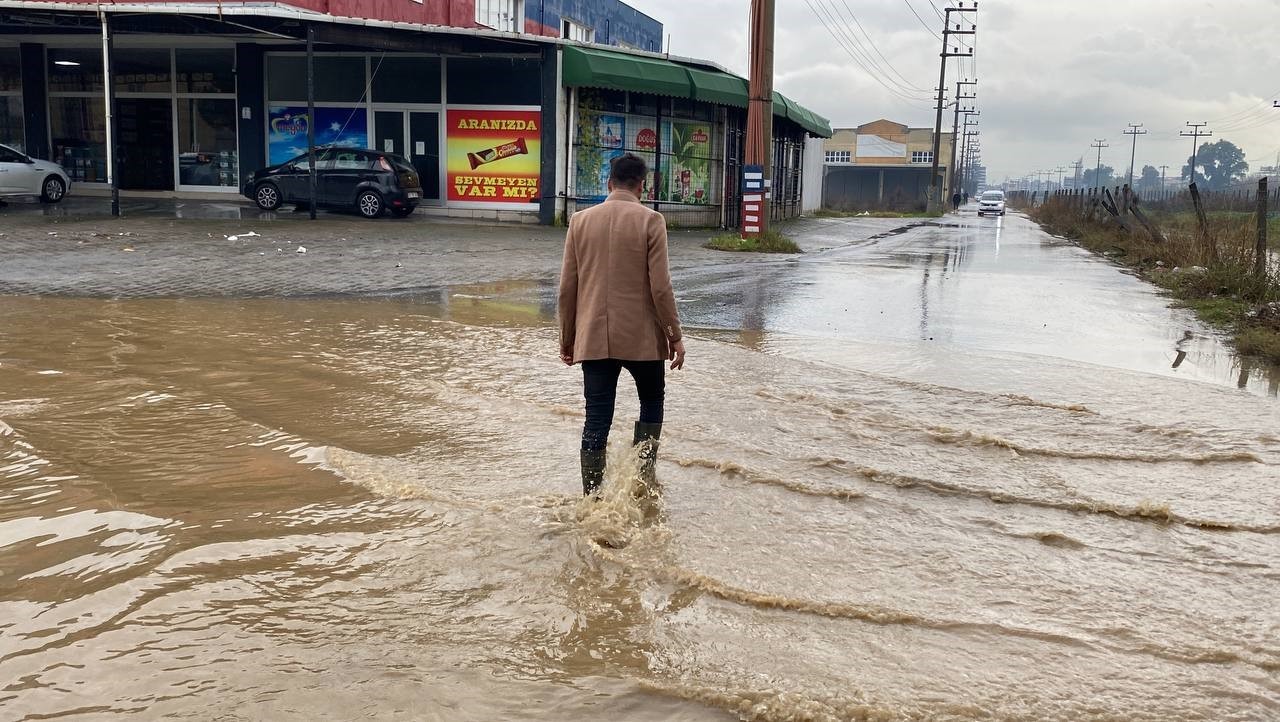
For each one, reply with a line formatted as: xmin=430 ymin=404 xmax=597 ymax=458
xmin=0 ymin=47 xmax=20 ymax=92
xmin=178 ymin=99 xmax=238 ymax=187
xmin=371 ymin=56 xmax=441 ymax=104
xmin=114 ymin=48 xmax=171 ymax=93
xmin=0 ymin=96 xmax=23 ymax=152
xmin=446 ymin=58 xmax=539 ymax=105
xmin=50 ymin=97 xmax=107 ymax=183
xmin=176 ymin=49 xmax=235 ymax=94
xmin=267 ymin=55 xmax=365 ymax=103
xmin=48 ymin=48 xmax=104 ymax=92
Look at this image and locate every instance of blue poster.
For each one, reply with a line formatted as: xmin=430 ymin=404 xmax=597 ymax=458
xmin=267 ymin=105 xmax=369 ymax=165
xmin=575 ymin=113 xmax=625 ymax=201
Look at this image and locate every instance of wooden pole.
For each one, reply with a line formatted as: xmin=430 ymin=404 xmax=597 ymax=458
xmin=1257 ymin=177 xmax=1269 ymax=280
xmin=1189 ymin=182 xmax=1216 ymax=263
xmin=744 ymin=0 xmax=773 ymax=236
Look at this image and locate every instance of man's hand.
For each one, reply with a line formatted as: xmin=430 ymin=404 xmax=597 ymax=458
xmin=669 ymin=339 xmax=686 ymax=371
xmin=560 ymin=349 xmax=574 ymax=366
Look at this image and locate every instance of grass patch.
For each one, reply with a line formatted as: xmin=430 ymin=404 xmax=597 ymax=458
xmin=1172 ymin=296 xmax=1249 ymax=327
xmin=704 ymin=229 xmax=802 ymax=254
xmin=1236 ymin=327 xmax=1280 ymax=359
xmin=813 ymin=209 xmax=939 ymax=219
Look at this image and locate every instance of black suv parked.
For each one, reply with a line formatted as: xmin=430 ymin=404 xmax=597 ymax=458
xmin=243 ymin=148 xmax=422 ymax=218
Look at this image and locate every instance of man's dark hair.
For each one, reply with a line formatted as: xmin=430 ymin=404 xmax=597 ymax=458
xmin=609 ymin=153 xmax=648 ymax=189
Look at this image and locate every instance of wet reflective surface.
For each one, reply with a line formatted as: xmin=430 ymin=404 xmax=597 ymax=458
xmin=1 ymin=211 xmax=1278 ymax=720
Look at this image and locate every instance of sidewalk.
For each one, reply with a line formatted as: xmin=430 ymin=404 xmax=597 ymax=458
xmin=0 ymin=200 xmax=920 ymax=297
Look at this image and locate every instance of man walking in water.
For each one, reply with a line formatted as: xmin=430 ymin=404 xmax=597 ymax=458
xmin=559 ymin=153 xmax=686 ymax=496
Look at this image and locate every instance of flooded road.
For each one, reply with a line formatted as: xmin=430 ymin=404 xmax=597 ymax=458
xmin=1 ymin=211 xmax=1278 ymax=720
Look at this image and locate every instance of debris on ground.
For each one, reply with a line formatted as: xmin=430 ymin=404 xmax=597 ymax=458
xmin=296 ymin=246 xmax=307 ymax=254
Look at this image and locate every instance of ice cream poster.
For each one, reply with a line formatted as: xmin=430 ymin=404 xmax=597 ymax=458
xmin=267 ymin=106 xmax=368 ymax=165
xmin=447 ymin=109 xmax=541 ymax=204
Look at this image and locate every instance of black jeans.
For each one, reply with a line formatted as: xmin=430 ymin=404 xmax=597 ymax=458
xmin=581 ymin=359 xmax=665 ymax=452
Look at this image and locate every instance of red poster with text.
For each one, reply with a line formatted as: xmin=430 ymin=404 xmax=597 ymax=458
xmin=447 ymin=109 xmax=541 ymax=205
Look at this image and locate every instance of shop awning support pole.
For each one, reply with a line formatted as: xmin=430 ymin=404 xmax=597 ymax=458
xmin=306 ymin=22 xmax=317 ymax=221
xmin=101 ymin=11 xmax=119 ymax=217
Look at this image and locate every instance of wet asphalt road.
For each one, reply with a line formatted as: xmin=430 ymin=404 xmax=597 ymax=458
xmin=0 ymin=197 xmax=1274 ymax=396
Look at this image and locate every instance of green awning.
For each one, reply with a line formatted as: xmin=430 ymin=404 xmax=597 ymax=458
xmin=563 ymin=46 xmax=692 ymax=98
xmin=562 ymin=46 xmax=832 ymax=138
xmin=686 ymin=67 xmax=748 ymax=108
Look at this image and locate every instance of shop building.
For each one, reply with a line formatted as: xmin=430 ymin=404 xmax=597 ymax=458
xmin=821 ymin=119 xmax=954 ymax=212
xmin=0 ymin=1 xmax=828 ymax=227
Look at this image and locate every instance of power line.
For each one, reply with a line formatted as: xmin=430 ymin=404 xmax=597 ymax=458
xmin=833 ymin=0 xmax=931 ymax=93
xmin=810 ymin=0 xmax=933 ymax=102
xmin=804 ymin=0 xmax=933 ymax=105
xmin=901 ymin=0 xmax=941 ymax=39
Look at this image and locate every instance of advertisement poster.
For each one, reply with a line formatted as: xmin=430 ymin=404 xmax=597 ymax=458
xmin=447 ymin=108 xmax=541 ymax=204
xmin=574 ymin=113 xmax=625 ymax=201
xmin=666 ymin=121 xmax=713 ymax=205
xmin=267 ymin=106 xmax=368 ymax=165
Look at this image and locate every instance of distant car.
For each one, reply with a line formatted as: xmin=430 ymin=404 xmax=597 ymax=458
xmin=0 ymin=143 xmax=70 ymax=204
xmin=977 ymin=190 xmax=1006 ymax=216
xmin=242 ymin=148 xmax=421 ymax=218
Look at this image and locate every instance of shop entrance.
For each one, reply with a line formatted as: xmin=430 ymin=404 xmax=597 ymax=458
xmin=117 ymin=98 xmax=174 ymax=191
xmin=373 ymin=110 xmax=441 ymax=202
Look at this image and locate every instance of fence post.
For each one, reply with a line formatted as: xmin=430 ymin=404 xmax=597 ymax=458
xmin=1188 ymin=182 xmax=1217 ymax=264
xmin=1257 ymin=177 xmax=1269 ymax=280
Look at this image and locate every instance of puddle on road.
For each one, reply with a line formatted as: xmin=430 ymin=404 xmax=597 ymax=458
xmin=1 ymin=294 xmax=1277 ymax=720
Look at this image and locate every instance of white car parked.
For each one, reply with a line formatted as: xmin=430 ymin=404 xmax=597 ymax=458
xmin=976 ymin=189 xmax=1005 ymax=216
xmin=0 ymin=143 xmax=70 ymax=204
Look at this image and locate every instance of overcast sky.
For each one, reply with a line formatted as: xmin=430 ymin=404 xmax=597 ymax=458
xmin=631 ymin=0 xmax=1280 ymax=184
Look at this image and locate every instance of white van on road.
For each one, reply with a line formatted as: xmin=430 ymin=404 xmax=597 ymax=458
xmin=977 ymin=190 xmax=1006 ymax=216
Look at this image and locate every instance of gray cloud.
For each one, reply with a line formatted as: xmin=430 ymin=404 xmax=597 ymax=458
xmin=632 ymin=0 xmax=1280 ymax=182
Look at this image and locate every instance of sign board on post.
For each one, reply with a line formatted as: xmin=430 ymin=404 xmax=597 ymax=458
xmin=742 ymin=164 xmax=765 ymax=236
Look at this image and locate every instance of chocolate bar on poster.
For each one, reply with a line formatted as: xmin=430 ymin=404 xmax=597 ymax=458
xmin=468 ymin=138 xmax=528 ymax=170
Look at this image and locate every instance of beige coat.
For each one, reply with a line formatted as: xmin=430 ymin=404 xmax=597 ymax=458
xmin=558 ymin=190 xmax=683 ymax=362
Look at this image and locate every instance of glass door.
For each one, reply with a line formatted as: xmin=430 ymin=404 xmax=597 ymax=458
xmin=374 ymin=110 xmax=405 ymax=157
xmin=408 ymin=111 xmax=440 ymax=202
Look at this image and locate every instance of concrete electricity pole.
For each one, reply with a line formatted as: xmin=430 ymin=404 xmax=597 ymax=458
xmin=1055 ymin=166 xmax=1067 ymax=191
xmin=1159 ymin=164 xmax=1168 ymax=197
xmin=928 ymin=2 xmax=976 ymax=213
xmin=1091 ymin=139 xmax=1108 ymax=193
xmin=1123 ymin=122 xmax=1146 ymax=188
xmin=947 ymin=80 xmax=977 ymax=205
xmin=1180 ymin=122 xmax=1212 ymax=183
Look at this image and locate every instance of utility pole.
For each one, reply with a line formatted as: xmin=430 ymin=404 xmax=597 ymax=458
xmin=1159 ymin=164 xmax=1168 ymax=197
xmin=947 ymin=80 xmax=977 ymax=206
xmin=1072 ymin=158 xmax=1083 ymax=190
xmin=1123 ymin=123 xmax=1146 ymax=188
xmin=928 ymin=2 xmax=976 ymax=213
xmin=1055 ymin=166 xmax=1067 ymax=192
xmin=960 ymin=113 xmax=978 ymax=194
xmin=1180 ymin=122 xmax=1212 ymax=184
xmin=744 ymin=0 xmax=774 ymax=237
xmin=1090 ymin=139 xmax=1108 ymax=193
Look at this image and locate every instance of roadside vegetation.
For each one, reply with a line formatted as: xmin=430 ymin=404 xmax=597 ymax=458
xmin=704 ymin=229 xmax=802 ymax=253
xmin=1024 ymin=197 xmax=1280 ymax=364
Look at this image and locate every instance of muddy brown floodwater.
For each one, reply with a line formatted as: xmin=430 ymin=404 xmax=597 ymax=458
xmin=1 ymin=213 xmax=1279 ymax=721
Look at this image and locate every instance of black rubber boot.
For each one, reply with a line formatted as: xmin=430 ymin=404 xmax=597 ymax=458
xmin=581 ymin=448 xmax=607 ymax=496
xmin=633 ymin=422 xmax=662 ymax=485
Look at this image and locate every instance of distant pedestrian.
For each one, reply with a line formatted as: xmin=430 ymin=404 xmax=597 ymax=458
xmin=962 ymin=191 xmax=969 ymax=204
xmin=559 ymin=153 xmax=686 ymax=497
xmin=951 ymin=191 xmax=962 ymax=211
